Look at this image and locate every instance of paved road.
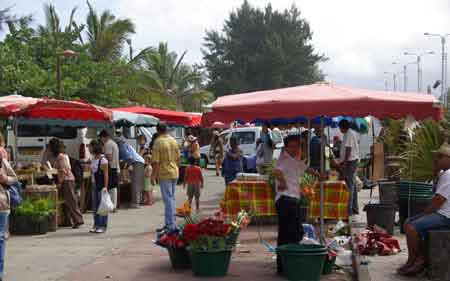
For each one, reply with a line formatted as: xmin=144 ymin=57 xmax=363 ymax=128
xmin=6 ymin=169 xmax=225 ymax=281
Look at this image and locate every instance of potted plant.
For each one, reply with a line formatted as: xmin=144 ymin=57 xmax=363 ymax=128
xmin=156 ymin=228 xmax=191 ymax=269
xmin=12 ymin=198 xmax=54 ymax=235
xmin=183 ymin=210 xmax=250 ymax=277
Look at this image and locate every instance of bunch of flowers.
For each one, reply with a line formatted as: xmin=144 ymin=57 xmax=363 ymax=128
xmin=155 ymin=229 xmax=186 ymax=249
xmin=183 ymin=210 xmax=251 ymax=251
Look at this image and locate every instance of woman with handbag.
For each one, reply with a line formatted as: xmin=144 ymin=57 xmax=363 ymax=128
xmin=210 ymin=131 xmax=224 ymax=176
xmin=50 ymin=140 xmax=84 ymax=229
xmin=89 ymin=140 xmax=109 ymax=234
xmin=0 ymin=155 xmax=18 ymax=281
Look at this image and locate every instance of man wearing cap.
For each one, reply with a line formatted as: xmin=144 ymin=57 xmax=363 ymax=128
xmin=398 ymin=144 xmax=450 ymax=276
xmin=151 ymin=123 xmax=181 ymax=231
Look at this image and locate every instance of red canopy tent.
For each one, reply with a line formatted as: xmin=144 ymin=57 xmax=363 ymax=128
xmin=114 ymin=106 xmax=196 ymax=126
xmin=0 ymin=95 xmax=39 ymax=117
xmin=202 ymin=83 xmax=442 ymax=125
xmin=20 ymin=98 xmax=112 ymax=122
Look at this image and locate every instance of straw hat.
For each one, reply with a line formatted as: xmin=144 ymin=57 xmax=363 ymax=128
xmin=433 ymin=144 xmax=450 ymax=158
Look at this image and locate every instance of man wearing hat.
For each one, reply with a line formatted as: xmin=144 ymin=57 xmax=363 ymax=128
xmin=398 ymin=144 xmax=450 ymax=276
xmin=187 ymin=135 xmax=200 ymax=163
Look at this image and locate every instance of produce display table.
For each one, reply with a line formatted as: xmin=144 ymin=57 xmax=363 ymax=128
xmin=309 ymin=181 xmax=349 ymax=220
xmin=221 ymin=180 xmax=276 ymax=217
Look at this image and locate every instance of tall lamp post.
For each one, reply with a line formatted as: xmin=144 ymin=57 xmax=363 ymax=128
xmin=393 ymin=61 xmax=418 ymax=92
xmin=56 ymin=49 xmax=78 ymax=100
xmin=424 ymin=33 xmax=450 ymax=107
xmin=384 ymin=71 xmax=397 ymax=91
xmin=404 ymin=51 xmax=434 ymax=93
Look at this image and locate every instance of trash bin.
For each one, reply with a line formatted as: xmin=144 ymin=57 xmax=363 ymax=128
xmin=364 ymin=203 xmax=396 ymax=234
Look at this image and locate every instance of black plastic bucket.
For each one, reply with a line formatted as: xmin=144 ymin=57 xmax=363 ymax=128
xmin=364 ymin=203 xmax=396 ymax=234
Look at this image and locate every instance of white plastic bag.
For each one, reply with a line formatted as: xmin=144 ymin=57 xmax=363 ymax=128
xmin=98 ymin=189 xmax=114 ymax=216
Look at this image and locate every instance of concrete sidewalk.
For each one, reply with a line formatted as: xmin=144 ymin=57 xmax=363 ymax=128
xmin=355 ymin=188 xmax=427 ymax=281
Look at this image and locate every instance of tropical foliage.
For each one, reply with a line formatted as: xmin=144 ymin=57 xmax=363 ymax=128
xmin=402 ymin=120 xmax=444 ymax=181
xmin=0 ymin=3 xmax=210 ymax=110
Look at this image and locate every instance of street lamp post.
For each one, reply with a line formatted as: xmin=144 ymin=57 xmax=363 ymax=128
xmin=56 ymin=49 xmax=78 ymax=99
xmin=425 ymin=33 xmax=450 ymax=107
xmin=384 ymin=71 xmax=397 ymax=91
xmin=404 ymin=51 xmax=435 ymax=93
xmin=392 ymin=61 xmax=417 ymax=92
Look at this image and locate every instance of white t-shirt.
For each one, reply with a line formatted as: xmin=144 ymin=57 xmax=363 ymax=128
xmin=275 ymin=150 xmax=308 ymax=201
xmin=435 ymin=169 xmax=450 ymax=219
xmin=91 ymin=156 xmax=108 ymax=174
xmin=340 ymin=129 xmax=360 ymax=162
xmin=104 ymin=139 xmax=120 ymax=172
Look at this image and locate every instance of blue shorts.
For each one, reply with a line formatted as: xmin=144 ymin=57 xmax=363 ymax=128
xmin=407 ymin=213 xmax=450 ymax=239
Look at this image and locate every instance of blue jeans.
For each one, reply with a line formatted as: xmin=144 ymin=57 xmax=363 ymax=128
xmin=160 ymin=179 xmax=177 ymax=229
xmin=0 ymin=213 xmax=8 ymax=278
xmin=92 ymin=190 xmax=108 ymax=229
xmin=407 ymin=213 xmax=450 ymax=240
xmin=343 ymin=160 xmax=358 ymax=215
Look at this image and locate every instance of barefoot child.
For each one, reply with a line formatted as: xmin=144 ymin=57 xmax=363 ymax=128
xmin=143 ymin=153 xmax=154 ymax=205
xmin=183 ymin=157 xmax=203 ymax=211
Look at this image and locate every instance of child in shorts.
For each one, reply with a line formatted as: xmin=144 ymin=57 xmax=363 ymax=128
xmin=143 ymin=153 xmax=154 ymax=205
xmin=183 ymin=157 xmax=204 ymax=211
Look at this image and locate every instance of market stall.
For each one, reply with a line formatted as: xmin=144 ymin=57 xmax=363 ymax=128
xmin=0 ymin=96 xmax=113 ymax=230
xmin=203 ymin=82 xmax=442 ymax=240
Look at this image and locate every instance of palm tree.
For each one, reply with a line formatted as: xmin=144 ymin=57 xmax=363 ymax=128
xmin=0 ymin=7 xmax=15 ymax=31
xmin=127 ymin=42 xmax=214 ymax=110
xmin=86 ymin=1 xmax=135 ymax=62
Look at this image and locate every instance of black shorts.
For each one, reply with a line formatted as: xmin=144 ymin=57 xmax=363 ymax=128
xmin=109 ymin=168 xmax=119 ymax=190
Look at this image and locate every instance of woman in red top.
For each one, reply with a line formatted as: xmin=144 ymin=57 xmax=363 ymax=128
xmin=183 ymin=157 xmax=204 ymax=211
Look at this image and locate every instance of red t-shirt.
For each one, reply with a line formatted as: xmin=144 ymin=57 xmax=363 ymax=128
xmin=185 ymin=165 xmax=203 ymax=186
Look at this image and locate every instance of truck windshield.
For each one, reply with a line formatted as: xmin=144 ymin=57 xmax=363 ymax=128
xmin=17 ymin=125 xmax=77 ymax=139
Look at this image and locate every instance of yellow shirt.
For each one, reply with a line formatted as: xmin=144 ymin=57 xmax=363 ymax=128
xmin=152 ymin=134 xmax=180 ymax=180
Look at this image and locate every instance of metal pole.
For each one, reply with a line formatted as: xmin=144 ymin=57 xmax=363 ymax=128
xmin=384 ymin=79 xmax=388 ymax=91
xmin=307 ymin=119 xmax=311 ymax=166
xmin=441 ymin=36 xmax=446 ymax=107
xmin=393 ymin=73 xmax=397 ymax=91
xmin=319 ymin=116 xmax=325 ymax=244
xmin=56 ymin=55 xmax=62 ymax=99
xmin=417 ymin=56 xmax=421 ymax=92
xmin=403 ymin=65 xmax=407 ymax=92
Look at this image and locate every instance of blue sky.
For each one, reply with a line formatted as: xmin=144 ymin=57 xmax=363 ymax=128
xmin=3 ymin=0 xmax=450 ymax=95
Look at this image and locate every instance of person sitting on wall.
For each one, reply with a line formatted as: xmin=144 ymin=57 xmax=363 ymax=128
xmin=398 ymin=144 xmax=450 ymax=276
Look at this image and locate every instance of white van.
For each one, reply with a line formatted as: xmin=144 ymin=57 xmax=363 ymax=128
xmin=7 ymin=122 xmax=97 ymax=165
xmin=199 ymin=126 xmax=283 ymax=166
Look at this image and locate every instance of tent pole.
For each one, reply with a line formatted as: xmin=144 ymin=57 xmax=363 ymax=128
xmin=307 ymin=119 xmax=311 ymax=165
xmin=319 ymin=116 xmax=325 ymax=244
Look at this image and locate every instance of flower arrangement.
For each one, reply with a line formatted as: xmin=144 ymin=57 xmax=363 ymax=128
xmin=156 ymin=229 xmax=187 ymax=249
xmin=299 ymin=174 xmax=316 ymax=207
xmin=182 ymin=210 xmax=251 ymax=252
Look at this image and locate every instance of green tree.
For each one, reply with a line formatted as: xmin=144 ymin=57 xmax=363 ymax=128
xmin=203 ymin=1 xmax=326 ymax=96
xmin=0 ymin=7 xmax=15 ymax=31
xmin=86 ymin=1 xmax=135 ymax=62
xmin=127 ymin=42 xmax=213 ymax=110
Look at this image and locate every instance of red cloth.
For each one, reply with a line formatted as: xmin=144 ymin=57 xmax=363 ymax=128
xmin=357 ymin=229 xmax=401 ymax=256
xmin=21 ymin=98 xmax=112 ymax=122
xmin=0 ymin=95 xmax=39 ymax=117
xmin=185 ymin=165 xmax=203 ymax=186
xmin=202 ymin=83 xmax=442 ymax=126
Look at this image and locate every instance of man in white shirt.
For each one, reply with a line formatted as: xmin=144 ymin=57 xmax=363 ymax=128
xmin=399 ymin=144 xmax=450 ymax=276
xmin=273 ymin=134 xmax=324 ymax=274
xmin=338 ymin=119 xmax=360 ymax=216
xmin=100 ymin=130 xmax=120 ymax=211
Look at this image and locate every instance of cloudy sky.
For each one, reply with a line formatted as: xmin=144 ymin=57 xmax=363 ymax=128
xmin=4 ymin=0 xmax=450 ymax=96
